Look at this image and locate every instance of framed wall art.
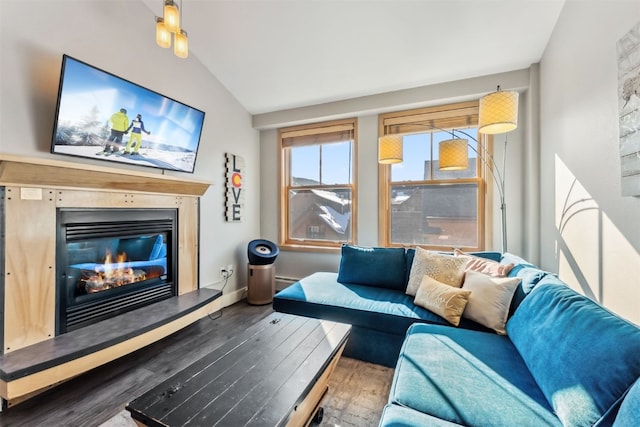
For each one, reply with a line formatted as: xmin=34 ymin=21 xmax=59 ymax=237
xmin=618 ymin=21 xmax=640 ymax=196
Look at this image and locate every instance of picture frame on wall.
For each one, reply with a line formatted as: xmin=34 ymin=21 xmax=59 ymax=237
xmin=617 ymin=21 xmax=640 ymax=197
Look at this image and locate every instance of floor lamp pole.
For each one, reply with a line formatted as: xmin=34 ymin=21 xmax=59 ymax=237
xmin=453 ymin=129 xmax=508 ymax=253
xmin=500 ymin=137 xmax=508 ymax=253
xmin=405 ymin=125 xmax=510 ymax=253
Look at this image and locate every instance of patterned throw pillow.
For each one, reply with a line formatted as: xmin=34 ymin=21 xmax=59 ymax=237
xmin=414 ymin=275 xmax=472 ymax=326
xmin=454 ymin=248 xmax=514 ymax=277
xmin=406 ymin=247 xmax=467 ymax=296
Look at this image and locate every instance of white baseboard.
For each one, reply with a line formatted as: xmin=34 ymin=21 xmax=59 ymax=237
xmin=221 ymin=286 xmax=247 ymax=307
xmin=200 ymin=284 xmax=247 ymax=310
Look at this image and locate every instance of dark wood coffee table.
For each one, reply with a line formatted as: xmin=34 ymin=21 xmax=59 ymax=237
xmin=125 ymin=312 xmax=351 ymax=426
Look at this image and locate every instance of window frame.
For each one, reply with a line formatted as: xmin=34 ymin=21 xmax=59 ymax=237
xmin=378 ymin=101 xmax=493 ymax=251
xmin=279 ymin=118 xmax=358 ymax=253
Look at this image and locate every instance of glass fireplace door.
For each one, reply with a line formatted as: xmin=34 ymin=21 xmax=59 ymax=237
xmin=56 ymin=208 xmax=177 ymax=333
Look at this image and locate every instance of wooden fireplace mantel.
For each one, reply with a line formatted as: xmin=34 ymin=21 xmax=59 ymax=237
xmin=0 ymin=154 xmax=210 ymax=196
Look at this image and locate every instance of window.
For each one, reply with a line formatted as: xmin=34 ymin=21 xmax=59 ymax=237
xmin=280 ymin=119 xmax=357 ymax=251
xmin=379 ymin=101 xmax=490 ymax=251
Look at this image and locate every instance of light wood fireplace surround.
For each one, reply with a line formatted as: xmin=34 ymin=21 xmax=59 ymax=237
xmin=0 ymin=154 xmax=221 ymax=408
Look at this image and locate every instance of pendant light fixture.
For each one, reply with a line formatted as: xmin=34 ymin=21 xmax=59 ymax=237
xmin=155 ymin=0 xmax=189 ymax=58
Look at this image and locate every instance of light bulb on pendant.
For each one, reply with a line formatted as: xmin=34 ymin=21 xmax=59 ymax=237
xmin=163 ymin=0 xmax=180 ymax=33
xmin=174 ymin=29 xmax=189 ymax=58
xmin=155 ymin=17 xmax=171 ymax=48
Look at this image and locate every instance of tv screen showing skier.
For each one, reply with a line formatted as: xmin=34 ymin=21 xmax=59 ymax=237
xmin=50 ymin=55 xmax=205 ymax=174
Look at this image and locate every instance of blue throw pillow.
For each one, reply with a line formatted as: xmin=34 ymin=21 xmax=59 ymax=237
xmin=507 ymin=283 xmax=640 ymax=427
xmin=405 ymin=248 xmax=416 ymax=286
xmin=337 ymin=244 xmax=407 ymax=291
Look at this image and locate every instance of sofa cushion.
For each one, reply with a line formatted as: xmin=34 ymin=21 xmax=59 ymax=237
xmin=507 ymin=283 xmax=640 ymax=427
xmin=337 ymin=244 xmax=407 ymax=291
xmin=379 ymin=404 xmax=464 ymax=427
xmin=460 ymin=270 xmax=521 ymax=335
xmin=406 ymin=248 xmax=467 ymax=296
xmin=389 ymin=323 xmax=560 ymax=427
xmin=414 ymin=275 xmax=471 ymax=326
xmin=273 ymin=272 xmax=494 ymax=366
xmin=274 ymin=272 xmax=450 ymax=335
xmin=612 ymin=378 xmax=640 ymax=427
xmin=503 ymin=254 xmax=552 ymax=315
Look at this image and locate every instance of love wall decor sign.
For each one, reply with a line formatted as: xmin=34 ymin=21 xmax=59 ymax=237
xmin=225 ymin=153 xmax=244 ymax=221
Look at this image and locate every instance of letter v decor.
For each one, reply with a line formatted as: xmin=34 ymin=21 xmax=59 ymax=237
xmin=225 ymin=153 xmax=244 ymax=221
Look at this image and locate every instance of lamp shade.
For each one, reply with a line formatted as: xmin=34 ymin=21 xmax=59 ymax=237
xmin=174 ymin=29 xmax=189 ymax=58
xmin=378 ymin=134 xmax=403 ymax=164
xmin=155 ymin=17 xmax=171 ymax=48
xmin=163 ymin=0 xmax=180 ymax=33
xmin=478 ymin=89 xmax=519 ymax=134
xmin=439 ymin=138 xmax=469 ymax=170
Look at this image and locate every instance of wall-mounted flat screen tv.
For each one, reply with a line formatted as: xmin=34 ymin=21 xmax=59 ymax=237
xmin=50 ymin=55 xmax=205 ymax=173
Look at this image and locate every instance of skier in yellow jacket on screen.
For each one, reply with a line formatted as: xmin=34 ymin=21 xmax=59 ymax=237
xmin=102 ymin=108 xmax=129 ymax=154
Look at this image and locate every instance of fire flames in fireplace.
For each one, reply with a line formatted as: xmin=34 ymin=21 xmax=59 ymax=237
xmin=80 ymin=249 xmax=163 ymax=294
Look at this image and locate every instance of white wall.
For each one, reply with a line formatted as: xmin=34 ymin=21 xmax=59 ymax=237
xmin=539 ymin=0 xmax=640 ymax=324
xmin=258 ymin=70 xmax=538 ymax=280
xmin=0 ymin=1 xmax=260 ymax=300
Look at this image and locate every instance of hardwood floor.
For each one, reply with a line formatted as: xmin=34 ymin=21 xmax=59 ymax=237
xmin=0 ymin=300 xmax=394 ymax=427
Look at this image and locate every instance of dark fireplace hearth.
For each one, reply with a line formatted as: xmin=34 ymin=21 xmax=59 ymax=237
xmin=56 ymin=208 xmax=178 ymax=334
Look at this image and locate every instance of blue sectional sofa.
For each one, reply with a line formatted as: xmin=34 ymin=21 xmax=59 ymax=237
xmin=273 ymin=245 xmax=640 ymax=426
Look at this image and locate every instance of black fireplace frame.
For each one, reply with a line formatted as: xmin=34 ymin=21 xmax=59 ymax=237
xmin=55 ymin=208 xmax=178 ymax=334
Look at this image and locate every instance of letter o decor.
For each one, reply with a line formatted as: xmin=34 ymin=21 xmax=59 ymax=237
xmin=225 ymin=153 xmax=245 ymax=222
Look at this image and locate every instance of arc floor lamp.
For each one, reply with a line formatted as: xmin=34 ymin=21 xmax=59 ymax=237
xmin=378 ymin=86 xmax=519 ymax=252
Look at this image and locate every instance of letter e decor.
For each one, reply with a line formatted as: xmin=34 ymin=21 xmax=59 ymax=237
xmin=225 ymin=153 xmax=244 ymax=221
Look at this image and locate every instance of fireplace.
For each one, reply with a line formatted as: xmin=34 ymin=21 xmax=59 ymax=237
xmin=0 ymin=155 xmax=218 ymax=408
xmin=56 ymin=208 xmax=178 ymax=333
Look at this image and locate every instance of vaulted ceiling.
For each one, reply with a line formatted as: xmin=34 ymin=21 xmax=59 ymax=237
xmin=141 ymin=0 xmax=565 ymax=114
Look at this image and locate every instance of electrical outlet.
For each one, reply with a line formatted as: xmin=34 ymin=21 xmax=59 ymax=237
xmin=220 ymin=267 xmax=227 ymax=278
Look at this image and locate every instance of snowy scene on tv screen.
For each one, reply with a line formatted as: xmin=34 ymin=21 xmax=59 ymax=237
xmin=51 ymin=56 xmax=204 ymax=173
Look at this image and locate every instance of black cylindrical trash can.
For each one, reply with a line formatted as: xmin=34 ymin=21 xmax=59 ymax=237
xmin=247 ymin=239 xmax=279 ymax=305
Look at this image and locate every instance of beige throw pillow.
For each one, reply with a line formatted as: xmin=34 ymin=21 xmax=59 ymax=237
xmin=461 ymin=270 xmax=521 ymax=335
xmin=406 ymin=247 xmax=467 ymax=296
xmin=454 ymin=249 xmax=514 ymax=277
xmin=414 ymin=275 xmax=472 ymax=326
